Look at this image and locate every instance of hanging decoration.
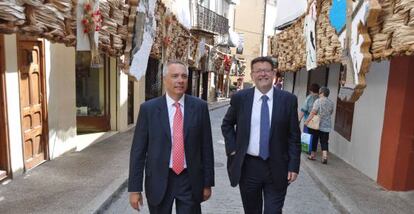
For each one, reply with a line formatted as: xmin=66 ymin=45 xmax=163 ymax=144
xmin=338 ymin=0 xmax=381 ymax=103
xmin=81 ymin=0 xmax=102 ymax=67
xmin=129 ymin=0 xmax=157 ymax=80
xmin=329 ymin=0 xmax=346 ymax=33
xmin=304 ymin=0 xmax=318 ymax=71
xmin=224 ymin=55 xmax=232 ymax=73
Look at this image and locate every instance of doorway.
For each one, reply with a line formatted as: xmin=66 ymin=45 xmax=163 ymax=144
xmin=145 ymin=57 xmax=162 ymax=101
xmin=201 ymin=72 xmax=208 ymax=101
xmin=306 ymin=66 xmax=329 ymax=95
xmin=127 ymin=79 xmax=134 ymax=125
xmin=17 ymin=36 xmax=48 ymax=170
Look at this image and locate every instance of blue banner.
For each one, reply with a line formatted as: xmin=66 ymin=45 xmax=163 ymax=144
xmin=330 ymin=0 xmax=347 ymax=33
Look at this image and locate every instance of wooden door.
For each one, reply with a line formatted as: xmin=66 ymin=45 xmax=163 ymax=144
xmin=17 ymin=38 xmax=48 ymax=170
xmin=0 ymin=34 xmax=11 ymax=179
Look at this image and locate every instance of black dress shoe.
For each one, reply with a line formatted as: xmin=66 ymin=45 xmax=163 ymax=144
xmin=321 ymin=158 xmax=328 ymax=164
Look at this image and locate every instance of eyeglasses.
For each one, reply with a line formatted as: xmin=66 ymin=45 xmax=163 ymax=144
xmin=252 ymin=69 xmax=273 ymax=74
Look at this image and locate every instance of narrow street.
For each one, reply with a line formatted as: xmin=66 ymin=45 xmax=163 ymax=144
xmin=104 ymin=106 xmax=338 ymax=214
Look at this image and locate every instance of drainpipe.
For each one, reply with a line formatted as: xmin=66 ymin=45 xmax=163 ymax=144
xmin=261 ymin=0 xmax=267 ymax=56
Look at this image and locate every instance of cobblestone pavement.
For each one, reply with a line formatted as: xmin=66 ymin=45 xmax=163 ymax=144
xmin=104 ymin=106 xmax=338 ymax=214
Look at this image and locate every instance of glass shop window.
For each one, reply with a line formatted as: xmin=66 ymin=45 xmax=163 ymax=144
xmin=75 ymin=51 xmax=107 ymax=117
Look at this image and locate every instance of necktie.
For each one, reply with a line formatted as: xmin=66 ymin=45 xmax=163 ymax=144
xmin=259 ymin=95 xmax=270 ymax=160
xmin=172 ymin=102 xmax=185 ymax=175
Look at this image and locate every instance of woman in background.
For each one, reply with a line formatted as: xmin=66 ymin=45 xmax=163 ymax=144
xmin=299 ymin=83 xmax=320 ymax=160
xmin=305 ymin=87 xmax=334 ymax=164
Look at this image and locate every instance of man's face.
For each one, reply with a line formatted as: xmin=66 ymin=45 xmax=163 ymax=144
xmin=251 ymin=61 xmax=275 ymax=93
xmin=164 ymin=63 xmax=188 ymax=99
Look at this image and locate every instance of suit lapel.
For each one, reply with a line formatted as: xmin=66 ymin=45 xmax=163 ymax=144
xmin=184 ymin=95 xmax=194 ymax=141
xmin=158 ymin=95 xmax=172 ymax=143
xmin=244 ymin=88 xmax=255 ymax=140
xmin=270 ymin=87 xmax=281 ymax=140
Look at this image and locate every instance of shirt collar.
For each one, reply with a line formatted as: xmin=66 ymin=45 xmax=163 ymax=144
xmin=166 ymin=93 xmax=185 ymax=107
xmin=254 ymin=87 xmax=274 ymax=102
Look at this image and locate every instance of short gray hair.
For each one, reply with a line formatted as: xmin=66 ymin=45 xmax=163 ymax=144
xmin=319 ymin=86 xmax=330 ymax=97
xmin=162 ymin=60 xmax=189 ymax=77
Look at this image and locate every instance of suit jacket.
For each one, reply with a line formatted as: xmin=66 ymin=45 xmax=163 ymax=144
xmin=221 ymin=87 xmax=301 ymax=189
xmin=128 ymin=95 xmax=215 ymax=205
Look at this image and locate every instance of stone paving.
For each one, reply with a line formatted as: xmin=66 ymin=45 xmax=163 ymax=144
xmin=103 ymin=106 xmax=338 ymax=214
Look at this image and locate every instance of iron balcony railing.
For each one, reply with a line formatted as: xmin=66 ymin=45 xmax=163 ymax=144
xmin=195 ymin=4 xmax=229 ymax=35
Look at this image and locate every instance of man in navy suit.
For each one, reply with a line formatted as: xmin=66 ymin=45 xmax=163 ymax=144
xmin=128 ymin=60 xmax=214 ymax=214
xmin=222 ymin=57 xmax=301 ymax=214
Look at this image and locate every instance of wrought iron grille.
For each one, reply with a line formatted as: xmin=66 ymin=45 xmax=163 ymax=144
xmin=196 ymin=4 xmax=229 ymax=35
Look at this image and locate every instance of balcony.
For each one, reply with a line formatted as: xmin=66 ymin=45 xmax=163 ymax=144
xmin=194 ymin=4 xmax=229 ymax=35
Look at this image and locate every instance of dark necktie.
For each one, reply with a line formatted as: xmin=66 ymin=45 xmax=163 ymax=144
xmin=259 ymin=95 xmax=270 ymax=160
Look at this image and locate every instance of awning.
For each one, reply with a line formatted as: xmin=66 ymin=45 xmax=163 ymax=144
xmin=274 ymin=0 xmax=307 ymax=29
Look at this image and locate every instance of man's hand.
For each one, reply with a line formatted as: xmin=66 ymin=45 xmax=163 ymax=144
xmin=129 ymin=192 xmax=144 ymax=211
xmin=287 ymin=172 xmax=298 ymax=184
xmin=203 ymin=187 xmax=212 ymax=201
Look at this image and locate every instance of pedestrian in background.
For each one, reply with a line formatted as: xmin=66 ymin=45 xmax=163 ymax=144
xmin=221 ymin=56 xmax=301 ymax=214
xmin=274 ymin=72 xmax=283 ymax=90
xmin=128 ymin=60 xmax=215 ymax=213
xmin=305 ymin=86 xmax=334 ymax=164
xmin=299 ymin=83 xmax=320 ymax=160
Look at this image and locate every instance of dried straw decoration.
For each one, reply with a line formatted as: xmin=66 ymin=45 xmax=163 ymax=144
xmin=98 ymin=0 xmax=130 ymax=56
xmin=0 ymin=0 xmax=137 ymax=54
xmin=0 ymin=1 xmax=26 ymax=34
xmin=369 ymin=0 xmax=414 ymax=60
xmin=271 ymin=0 xmax=342 ymax=72
xmin=150 ymin=0 xmax=192 ymax=64
xmin=270 ymin=0 xmax=414 ymax=71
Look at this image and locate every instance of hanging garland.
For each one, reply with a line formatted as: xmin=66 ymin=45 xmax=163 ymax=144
xmin=81 ymin=0 xmax=102 ymax=66
xmin=81 ymin=3 xmax=102 ymax=33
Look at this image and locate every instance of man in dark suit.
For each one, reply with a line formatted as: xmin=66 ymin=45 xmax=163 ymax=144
xmin=128 ymin=60 xmax=214 ymax=213
xmin=221 ymin=57 xmax=301 ymax=214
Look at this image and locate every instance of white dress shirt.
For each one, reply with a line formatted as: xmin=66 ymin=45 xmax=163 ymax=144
xmin=166 ymin=93 xmax=187 ymax=168
xmin=247 ymin=87 xmax=274 ymax=156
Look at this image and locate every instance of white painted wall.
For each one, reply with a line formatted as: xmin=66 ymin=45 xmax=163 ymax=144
xmin=4 ymin=35 xmax=24 ymax=173
xmin=283 ymin=71 xmax=294 ymax=93
xmin=263 ymin=1 xmax=277 ymax=56
xmin=117 ymin=71 xmax=129 ymax=132
xmin=293 ymin=67 xmax=309 ymax=113
xmin=45 ymin=41 xmax=77 ymax=159
xmin=330 ymin=61 xmax=390 ymax=180
xmin=134 ymin=77 xmax=146 ymax=123
xmin=274 ymin=0 xmax=307 ymax=28
xmin=110 ymin=57 xmax=118 ymax=131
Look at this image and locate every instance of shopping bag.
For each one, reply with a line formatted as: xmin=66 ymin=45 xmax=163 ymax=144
xmin=307 ymin=114 xmax=320 ymax=130
xmin=301 ymin=133 xmax=312 ymax=153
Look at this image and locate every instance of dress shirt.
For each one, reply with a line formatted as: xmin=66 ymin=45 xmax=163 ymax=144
xmin=247 ymin=87 xmax=274 ymax=156
xmin=166 ymin=93 xmax=187 ymax=168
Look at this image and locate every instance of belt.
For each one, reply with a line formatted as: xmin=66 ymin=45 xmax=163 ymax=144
xmin=245 ymin=154 xmax=267 ymax=161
